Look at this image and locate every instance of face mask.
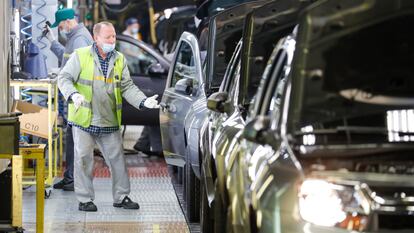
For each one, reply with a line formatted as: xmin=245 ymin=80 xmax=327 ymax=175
xmin=60 ymin=32 xmax=68 ymax=43
xmin=131 ymin=28 xmax=139 ymax=34
xmin=101 ymin=43 xmax=115 ymax=54
xmin=60 ymin=22 xmax=71 ymax=35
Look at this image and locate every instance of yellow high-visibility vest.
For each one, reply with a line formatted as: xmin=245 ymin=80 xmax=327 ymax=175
xmin=68 ymin=46 xmax=124 ymax=127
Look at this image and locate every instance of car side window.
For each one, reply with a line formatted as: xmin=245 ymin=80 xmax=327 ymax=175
xmin=220 ymin=42 xmax=242 ymax=92
xmin=228 ymin=61 xmax=241 ymax=106
xmin=171 ymin=41 xmax=197 ymax=87
xmin=265 ymin=52 xmax=289 ymax=121
xmin=116 ymin=40 xmax=158 ymax=76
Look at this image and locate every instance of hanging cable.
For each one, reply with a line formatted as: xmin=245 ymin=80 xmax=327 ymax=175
xmin=21 ymin=88 xmax=33 ymax=102
xmin=101 ymin=0 xmax=134 ymax=14
xmin=20 ymin=0 xmax=32 ymax=42
xmin=35 ymin=0 xmax=48 ymax=49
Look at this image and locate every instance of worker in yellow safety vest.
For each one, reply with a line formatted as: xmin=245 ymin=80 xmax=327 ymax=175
xmin=57 ymin=21 xmax=159 ymax=212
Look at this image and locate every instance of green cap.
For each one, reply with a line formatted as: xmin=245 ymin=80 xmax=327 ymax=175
xmin=86 ymin=12 xmax=92 ymax=21
xmin=51 ymin=8 xmax=75 ymax=28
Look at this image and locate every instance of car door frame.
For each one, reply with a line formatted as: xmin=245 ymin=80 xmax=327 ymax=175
xmin=226 ymin=34 xmax=296 ymax=233
xmin=116 ymin=35 xmax=170 ymax=125
xmin=116 ymin=35 xmax=170 ymax=69
xmin=160 ymin=31 xmax=204 ymax=167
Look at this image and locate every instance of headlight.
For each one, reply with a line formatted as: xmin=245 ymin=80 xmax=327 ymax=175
xmin=298 ymin=179 xmax=370 ymax=231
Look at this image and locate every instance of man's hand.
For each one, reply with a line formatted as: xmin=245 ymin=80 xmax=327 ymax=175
xmin=44 ymin=25 xmax=56 ymax=42
xmin=71 ymin=93 xmax=85 ymax=110
xmin=143 ymin=95 xmax=160 ymax=108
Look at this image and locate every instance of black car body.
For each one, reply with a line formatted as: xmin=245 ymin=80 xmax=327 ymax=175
xmin=200 ymin=0 xmax=311 ymax=232
xmin=155 ymin=5 xmax=197 ymax=56
xmin=232 ymin=0 xmax=414 ymax=232
xmin=159 ymin=1 xmax=268 ymax=222
xmin=116 ymin=35 xmax=170 ymax=126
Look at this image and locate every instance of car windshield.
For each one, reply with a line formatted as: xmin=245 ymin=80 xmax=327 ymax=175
xmin=291 ymin=14 xmax=414 ymax=145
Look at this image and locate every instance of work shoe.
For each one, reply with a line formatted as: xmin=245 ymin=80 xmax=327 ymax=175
xmin=133 ymin=144 xmax=151 ymax=154
xmin=53 ymin=179 xmax=72 ymax=189
xmin=113 ymin=196 xmax=140 ymax=209
xmin=149 ymin=151 xmax=164 ymax=157
xmin=79 ymin=202 xmax=97 ymax=212
xmin=63 ymin=182 xmax=74 ymax=191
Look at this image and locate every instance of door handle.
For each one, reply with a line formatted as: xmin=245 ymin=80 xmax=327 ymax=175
xmin=160 ymin=102 xmax=170 ymax=112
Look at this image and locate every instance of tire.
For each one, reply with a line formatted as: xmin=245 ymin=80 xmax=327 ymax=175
xmin=249 ymin=205 xmax=258 ymax=233
xmin=200 ymin=171 xmax=213 ymax=233
xmin=183 ymin=165 xmax=187 ymax=201
xmin=185 ymin=148 xmax=200 ymax=222
xmin=178 ymin=166 xmax=184 ymax=185
xmin=214 ymin=181 xmax=226 ymax=233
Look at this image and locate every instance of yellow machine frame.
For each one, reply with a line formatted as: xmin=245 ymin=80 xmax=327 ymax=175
xmin=11 ymin=80 xmax=63 ymax=186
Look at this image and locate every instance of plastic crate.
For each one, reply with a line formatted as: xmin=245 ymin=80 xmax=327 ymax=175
xmin=0 ymin=114 xmax=20 ymax=155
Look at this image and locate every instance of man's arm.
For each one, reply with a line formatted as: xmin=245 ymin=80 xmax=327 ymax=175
xmin=50 ymin=40 xmax=65 ymax=65
xmin=57 ymin=52 xmax=82 ymax=101
xmin=119 ymin=56 xmax=147 ymax=109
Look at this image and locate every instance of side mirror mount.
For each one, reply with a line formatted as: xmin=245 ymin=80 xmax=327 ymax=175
xmin=242 ymin=116 xmax=280 ymax=147
xmin=175 ymin=78 xmax=194 ymax=95
xmin=148 ymin=63 xmax=167 ymax=77
xmin=207 ymin=92 xmax=231 ymax=114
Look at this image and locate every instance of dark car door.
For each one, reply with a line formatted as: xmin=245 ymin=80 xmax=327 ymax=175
xmin=116 ymin=35 xmax=170 ymax=125
xmin=160 ymin=32 xmax=203 ymax=166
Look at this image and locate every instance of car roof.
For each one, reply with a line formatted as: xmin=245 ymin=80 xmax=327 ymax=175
xmin=116 ymin=34 xmax=170 ymax=68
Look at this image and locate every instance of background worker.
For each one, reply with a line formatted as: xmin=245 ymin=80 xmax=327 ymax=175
xmin=121 ymin=17 xmax=162 ymax=156
xmin=45 ymin=8 xmax=93 ymax=191
xmin=57 ymin=21 xmax=160 ymax=212
xmin=122 ymin=17 xmax=142 ymax=41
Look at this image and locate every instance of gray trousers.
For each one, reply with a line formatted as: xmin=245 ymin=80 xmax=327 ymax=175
xmin=72 ymin=127 xmax=130 ymax=203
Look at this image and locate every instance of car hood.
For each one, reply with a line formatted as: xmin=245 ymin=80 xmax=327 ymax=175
xmin=289 ymin=0 xmax=414 ymax=134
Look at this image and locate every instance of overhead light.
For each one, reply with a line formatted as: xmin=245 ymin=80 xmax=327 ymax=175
xmin=387 ymin=109 xmax=414 ymax=142
xmin=164 ymin=9 xmax=173 ymax=20
xmin=67 ymin=0 xmax=73 ymax=8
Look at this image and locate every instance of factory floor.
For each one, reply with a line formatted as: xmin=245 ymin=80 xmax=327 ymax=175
xmin=21 ymin=126 xmax=190 ymax=233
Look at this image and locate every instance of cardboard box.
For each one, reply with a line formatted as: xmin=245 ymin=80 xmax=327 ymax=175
xmin=12 ymin=101 xmax=56 ymax=139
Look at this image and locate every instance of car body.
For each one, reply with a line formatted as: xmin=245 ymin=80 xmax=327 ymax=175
xmin=229 ymin=0 xmax=414 ymax=232
xmin=200 ymin=0 xmax=311 ymax=232
xmin=159 ymin=1 xmax=269 ymax=222
xmin=115 ymin=34 xmax=170 ymax=126
xmin=155 ymin=5 xmax=197 ymax=56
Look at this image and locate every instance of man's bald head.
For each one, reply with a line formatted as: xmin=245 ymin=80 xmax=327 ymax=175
xmin=93 ymin=21 xmax=115 ymax=36
xmin=93 ymin=21 xmax=116 ymax=54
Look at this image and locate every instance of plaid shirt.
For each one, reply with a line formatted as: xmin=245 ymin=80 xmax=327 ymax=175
xmin=68 ymin=44 xmax=119 ymax=135
xmin=69 ymin=122 xmax=119 ymax=136
xmin=94 ymin=43 xmax=114 ymax=78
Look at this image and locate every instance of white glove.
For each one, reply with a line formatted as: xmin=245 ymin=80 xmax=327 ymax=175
xmin=71 ymin=93 xmax=85 ymax=110
xmin=143 ymin=95 xmax=160 ymax=108
xmin=45 ymin=25 xmax=56 ymax=42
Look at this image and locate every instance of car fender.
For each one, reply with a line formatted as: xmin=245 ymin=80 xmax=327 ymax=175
xmin=200 ymin=117 xmax=216 ymax=205
xmin=250 ymin=148 xmax=302 ymax=232
xmin=184 ymin=96 xmax=208 ymax=178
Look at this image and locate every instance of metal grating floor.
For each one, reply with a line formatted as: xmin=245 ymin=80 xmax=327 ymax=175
xmin=21 ymin=126 xmax=190 ymax=233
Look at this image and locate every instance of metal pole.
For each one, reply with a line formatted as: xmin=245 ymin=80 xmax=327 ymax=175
xmin=148 ymin=0 xmax=157 ymax=46
xmin=94 ymin=0 xmax=99 ymax=25
xmin=79 ymin=0 xmax=87 ymax=23
xmin=0 ymin=0 xmax=11 ymax=114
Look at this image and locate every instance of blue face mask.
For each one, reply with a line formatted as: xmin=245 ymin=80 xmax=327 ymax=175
xmin=101 ymin=43 xmax=115 ymax=54
xmin=60 ymin=32 xmax=68 ymax=42
xmin=60 ymin=22 xmax=71 ymax=35
xmin=131 ymin=28 xmax=139 ymax=34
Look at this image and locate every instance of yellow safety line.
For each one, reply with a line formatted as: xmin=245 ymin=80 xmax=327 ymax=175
xmin=152 ymin=224 xmax=160 ymax=233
